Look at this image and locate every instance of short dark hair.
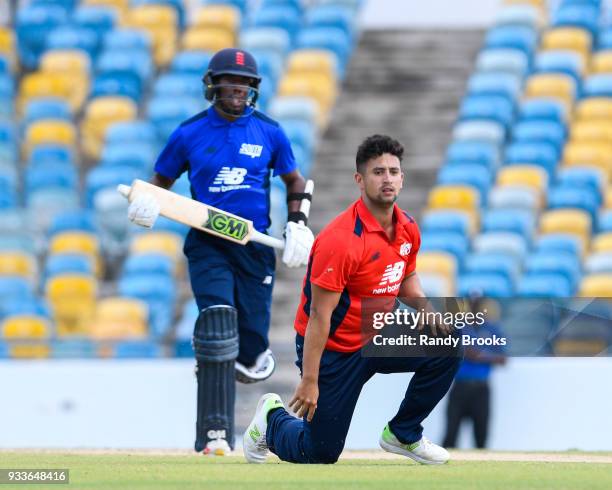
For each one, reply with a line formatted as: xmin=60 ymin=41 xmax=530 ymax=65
xmin=355 ymin=134 xmax=404 ymax=173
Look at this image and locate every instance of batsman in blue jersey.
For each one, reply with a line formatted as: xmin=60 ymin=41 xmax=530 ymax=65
xmin=127 ymin=48 xmax=315 ymax=455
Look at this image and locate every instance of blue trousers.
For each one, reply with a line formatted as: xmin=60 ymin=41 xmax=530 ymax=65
xmin=183 ymin=229 xmax=276 ymax=366
xmin=267 ymin=334 xmax=461 ymax=464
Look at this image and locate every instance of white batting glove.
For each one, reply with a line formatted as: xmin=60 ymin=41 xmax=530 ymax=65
xmin=282 ymin=221 xmax=314 ymax=268
xmin=127 ymin=193 xmax=160 ymax=228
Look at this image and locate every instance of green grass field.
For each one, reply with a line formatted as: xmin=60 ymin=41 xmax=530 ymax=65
xmin=1 ymin=453 xmax=611 ymax=490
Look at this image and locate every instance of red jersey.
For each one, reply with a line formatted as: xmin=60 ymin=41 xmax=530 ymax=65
xmin=294 ymin=198 xmax=421 ymax=352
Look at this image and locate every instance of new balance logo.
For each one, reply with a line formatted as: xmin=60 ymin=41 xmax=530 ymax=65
xmin=239 ymin=143 xmax=263 ymax=158
xmin=249 ymin=426 xmax=261 ymax=443
xmin=213 ymin=167 xmax=247 ymax=185
xmin=379 ymin=261 xmax=405 ymax=286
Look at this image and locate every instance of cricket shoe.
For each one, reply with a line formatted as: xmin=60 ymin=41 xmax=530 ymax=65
xmin=379 ymin=424 xmax=449 ymax=465
xmin=236 ymin=349 xmax=276 ymax=384
xmin=243 ymin=393 xmax=284 ymax=464
xmin=203 ymin=439 xmax=231 ymax=456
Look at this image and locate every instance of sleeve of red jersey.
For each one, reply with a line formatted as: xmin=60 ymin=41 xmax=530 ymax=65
xmin=309 ymin=230 xmax=361 ymax=292
xmin=405 ymin=222 xmax=422 ymax=275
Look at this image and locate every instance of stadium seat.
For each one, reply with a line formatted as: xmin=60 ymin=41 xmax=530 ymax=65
xmin=535 ymin=233 xmax=582 ymax=257
xmin=44 ymin=254 xmax=94 ymax=282
xmin=181 ymin=27 xmax=234 ymax=52
xmin=495 ymin=4 xmax=543 ymax=30
xmin=427 ymin=185 xmax=480 ymax=212
xmin=49 ymin=231 xmax=101 ymax=275
xmin=46 ymin=274 xmax=97 ymax=335
xmin=240 ymin=27 xmax=290 ymax=60
xmin=103 ymin=29 xmax=151 ymax=54
xmin=46 ymin=26 xmax=100 ymax=62
xmin=90 ymin=72 xmax=142 ymax=102
xmin=582 ymin=74 xmax=612 ymax=98
xmin=466 ymin=73 xmax=522 ymax=103
xmin=192 ymin=4 xmax=240 ymax=33
xmin=1 ymin=315 xmax=51 ymax=339
xmin=540 ymin=209 xmax=591 ymax=251
xmin=113 ymin=341 xmax=162 ymax=358
xmin=579 ymin=273 xmax=612 ymax=296
xmin=295 ymin=26 xmax=351 ymax=77
xmin=584 ymin=252 xmax=612 ymax=274
xmin=23 ymin=98 xmax=71 ymax=127
xmin=153 ymin=73 xmax=202 ymax=99
xmin=99 ymin=143 xmax=156 ymax=172
xmin=504 ymin=142 xmax=559 ymax=177
xmin=51 ymin=339 xmax=96 ymax=358
xmin=552 ymin=3 xmax=599 ymax=37
xmin=473 ymin=232 xmax=528 ymax=260
xmin=590 ymin=50 xmax=612 ymax=74
xmin=418 ymin=273 xmax=454 ymax=296
xmin=123 ymin=5 xmax=178 ymax=67
xmin=445 ymin=140 xmax=499 ymax=169
xmin=519 ymin=98 xmax=567 ymax=126
xmin=598 ymin=209 xmax=612 ymax=233
xmin=278 ymin=72 xmax=337 ymax=115
xmin=458 ymin=96 xmax=514 ymax=129
xmin=25 ymin=163 xmax=77 ymax=196
xmin=548 ymin=186 xmax=600 ymax=222
xmin=105 ymin=120 xmax=157 ymax=147
xmin=288 ymin=49 xmax=338 ymax=80
xmin=416 ymin=251 xmax=458 ymax=281
xmin=465 ymin=252 xmax=521 ymax=285
xmin=592 ymin=232 xmax=612 ymax=253
xmin=452 ymin=120 xmax=505 ymax=146
xmin=524 ymin=73 xmax=576 ymax=110
xmin=123 ymin=253 xmax=174 ymax=277
xmin=541 ymin=27 xmax=592 ymax=63
xmin=170 ymin=50 xmax=214 ymax=75
xmin=497 ymin=165 xmax=548 ymax=193
xmin=86 ymin=165 xmax=143 ymax=207
xmin=534 ymin=50 xmax=584 ymax=84
xmin=74 ymin=5 xmax=117 ymax=37
xmin=96 ymin=49 xmax=153 ymax=85
xmin=268 ymin=96 xmax=320 ymax=127
xmin=475 ymin=49 xmax=529 ymax=79
xmin=15 ymin=5 xmax=68 ymax=69
xmin=131 ymin=0 xmax=185 ymax=27
xmin=525 ymin=252 xmax=581 ymax=288
xmin=482 ymin=208 xmax=535 ymax=239
xmin=90 ymin=297 xmax=148 ymax=339
xmin=575 ymin=97 xmax=612 ymax=121
xmin=40 ymin=49 xmax=91 ymax=77
xmin=517 ymin=273 xmax=573 ymax=297
xmin=484 ymin=25 xmax=538 ymax=57
xmin=420 ymin=232 xmax=470 ymax=263
xmin=421 ymin=209 xmax=475 ymax=236
xmin=253 ymin=5 xmax=302 ymax=44
xmin=0 ymin=252 xmax=36 ymax=282
xmin=23 ymin=120 xmax=77 ymax=157
xmin=556 ymin=166 xmax=604 ymax=202
xmin=488 ymin=185 xmax=541 ymax=210
xmin=48 ymin=210 xmax=96 ymax=236
xmin=512 ymin=120 xmax=566 ymax=149
xmin=18 ymin=72 xmax=76 ymax=113
xmin=562 ymin=142 xmax=612 ymax=179
xmin=437 ymin=164 xmax=492 ymax=203
xmin=571 ymin=120 xmax=612 ymax=145
xmin=129 ymin=232 xmax=183 ymax=261
xmin=457 ymin=273 xmax=513 ymax=297
xmin=147 ymin=96 xmax=203 ymax=140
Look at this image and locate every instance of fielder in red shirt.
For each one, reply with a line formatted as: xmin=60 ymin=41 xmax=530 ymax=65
xmin=244 ymin=135 xmax=461 ymax=465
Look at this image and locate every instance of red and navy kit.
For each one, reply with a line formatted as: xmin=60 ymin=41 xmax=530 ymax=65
xmin=294 ymin=198 xmax=422 ymax=352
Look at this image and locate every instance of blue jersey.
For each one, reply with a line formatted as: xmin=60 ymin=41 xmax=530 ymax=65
xmin=154 ymin=107 xmax=297 ymax=232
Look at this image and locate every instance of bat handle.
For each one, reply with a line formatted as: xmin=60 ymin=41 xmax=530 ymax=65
xmin=299 ymin=179 xmax=314 ymax=222
xmin=117 ymin=184 xmax=131 ymax=198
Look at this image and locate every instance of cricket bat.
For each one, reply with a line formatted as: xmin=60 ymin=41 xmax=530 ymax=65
xmin=117 ymin=179 xmax=314 ymax=250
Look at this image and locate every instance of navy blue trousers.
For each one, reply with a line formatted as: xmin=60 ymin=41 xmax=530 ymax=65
xmin=267 ymin=334 xmax=461 ymax=464
xmin=183 ymin=229 xmax=276 ymax=366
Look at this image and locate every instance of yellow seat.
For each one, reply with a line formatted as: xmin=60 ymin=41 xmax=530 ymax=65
xmin=590 ymin=50 xmax=612 ymax=74
xmin=0 ymin=252 xmax=36 ymax=282
xmin=91 ymin=297 xmax=148 ymax=339
xmin=0 ymin=27 xmax=16 ymax=69
xmin=554 ymin=338 xmax=608 ymax=355
xmin=563 ymin=141 xmax=612 ymax=177
xmin=81 ymin=96 xmax=137 ymax=159
xmin=49 ymin=232 xmax=102 ymax=276
xmin=496 ymin=164 xmax=548 ymax=192
xmin=427 ymin=185 xmax=480 ymax=212
xmin=123 ymin=5 xmax=178 ymax=67
xmin=2 ymin=315 xmax=51 ymax=339
xmin=40 ymin=49 xmax=91 ymax=76
xmin=129 ymin=232 xmax=183 ymax=260
xmin=181 ymin=27 xmax=235 ymax=52
xmin=287 ymin=50 xmax=338 ymax=78
xmin=192 ymin=5 xmax=240 ymax=33
xmin=579 ymin=273 xmax=612 ymax=296
xmin=541 ymin=27 xmax=592 ymax=63
xmin=539 ymin=209 xmax=591 ymax=252
xmin=83 ymin=0 xmax=129 ymax=15
xmin=417 ymin=251 xmax=457 ymax=280
xmin=571 ymin=121 xmax=612 ymax=145
xmin=524 ymin=73 xmax=576 ymax=108
xmin=575 ymin=97 xmax=612 ymax=121
xmin=278 ymin=73 xmax=337 ymax=117
xmin=604 ymin=186 xmax=612 ymax=208
xmin=46 ymin=274 xmax=97 ymax=336
xmin=591 ymin=232 xmax=612 ymax=253
xmin=18 ymin=72 xmax=78 ymax=114
xmin=23 ymin=119 xmax=77 ymax=156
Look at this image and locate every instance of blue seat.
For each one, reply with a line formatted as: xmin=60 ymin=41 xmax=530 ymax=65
xmin=96 ymin=50 xmax=153 ymax=86
xmin=437 ymin=164 xmax=492 ymax=203
xmin=46 ymin=26 xmax=99 ymax=60
xmin=525 ymin=252 xmax=581 ymax=287
xmin=16 ymin=5 xmax=69 ymax=69
xmin=73 ymin=5 xmax=117 ymax=39
xmin=131 ymin=0 xmax=185 ymax=27
xmin=535 ymin=233 xmax=581 ymax=256
xmin=91 ymin=72 xmax=142 ymax=102
xmin=48 ymin=210 xmax=97 ymax=235
xmin=45 ymin=253 xmax=94 ymax=280
xmin=153 ymin=73 xmax=202 ymax=99
xmin=30 ymin=0 xmax=77 ymax=12
xmin=517 ymin=273 xmax=573 ymax=297
xmin=1 ymin=298 xmax=50 ymax=319
xmin=100 ymin=142 xmax=156 ymax=172
xmin=452 ymin=120 xmax=506 ymax=146
xmin=585 ymin=251 xmax=612 ymax=273
xmin=170 ymin=50 xmax=214 ymax=75
xmin=209 ymin=0 xmax=248 ymax=15
xmin=473 ymin=232 xmax=528 ymax=260
xmin=489 ymin=185 xmax=540 ymax=211
xmin=249 ymin=49 xmax=285 ymax=85
xmin=598 ymin=209 xmax=612 ymax=232
xmin=296 ymin=27 xmax=351 ymax=77
xmin=556 ymin=166 xmax=604 ymax=203
xmin=0 ymin=76 xmax=14 ymax=98
xmin=253 ymin=6 xmax=302 ymax=45
xmin=484 ymin=26 xmax=538 ymax=57
xmin=105 ymin=121 xmax=157 ymax=146
xmin=495 ymin=4 xmax=541 ymax=30
xmin=553 ymin=4 xmax=600 ymax=37
xmin=512 ymin=120 xmax=566 ymax=149
xmin=547 ymin=185 xmax=600 ymax=222
xmin=133 ymin=215 xmax=189 ymax=237
xmin=85 ymin=166 xmax=143 ymax=207
xmin=29 ymin=144 xmax=74 ymax=167
xmin=147 ymin=96 xmax=203 ymax=140
xmin=598 ymin=28 xmax=612 ymax=50
xmin=466 ymin=73 xmax=522 ymax=103
xmin=457 ymin=273 xmax=513 ymax=297
xmin=422 ymin=210 xmax=472 ymax=236
xmin=504 ymin=142 xmax=559 ymax=177
xmin=0 ymin=277 xmax=34 ymax=303
xmin=51 ymin=339 xmax=96 ymax=358
xmin=305 ymin=5 xmax=356 ymax=44
xmin=118 ymin=274 xmax=176 ymax=337
xmin=261 ymin=0 xmax=302 ymax=16
xmin=103 ymin=29 xmax=151 ymax=54
xmin=464 ymin=253 xmax=521 ymax=285
xmin=0 ymin=55 xmax=11 ymax=75
xmin=25 ymin=163 xmax=77 ymax=195
xmin=240 ymin=27 xmax=291 ymax=61
xmin=459 ymin=96 xmax=514 ymax=129
xmin=518 ymin=98 xmax=567 ymax=126
xmin=268 ymin=96 xmax=318 ymax=125
xmin=114 ymin=341 xmax=163 ymax=358
xmin=445 ymin=140 xmax=499 ymax=168
xmin=420 ymin=231 xmax=470 ymax=263
xmin=534 ymin=50 xmax=584 ymax=86
xmin=23 ymin=98 xmax=71 ymax=127
xmin=279 ymin=119 xmax=316 ymax=155
xmin=123 ymin=253 xmax=174 ymax=277
xmin=482 ymin=209 xmax=535 ymax=239
xmin=582 ymin=74 xmax=612 ymax=98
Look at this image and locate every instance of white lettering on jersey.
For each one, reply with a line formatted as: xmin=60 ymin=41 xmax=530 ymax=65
xmin=372 ymin=261 xmax=405 ymax=294
xmin=239 ymin=143 xmax=263 ymax=159
xmin=209 ymin=167 xmax=251 ymax=192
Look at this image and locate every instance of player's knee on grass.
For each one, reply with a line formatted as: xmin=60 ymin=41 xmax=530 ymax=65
xmin=306 ymin=443 xmax=343 ymax=464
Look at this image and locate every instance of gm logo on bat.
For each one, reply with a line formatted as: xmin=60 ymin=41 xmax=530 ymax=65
xmin=204 ymin=209 xmax=249 ymax=240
